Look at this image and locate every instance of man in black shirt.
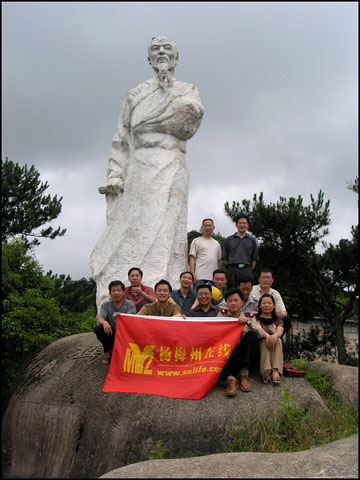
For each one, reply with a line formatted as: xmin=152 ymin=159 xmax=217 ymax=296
xmin=222 ymin=215 xmax=259 ymax=288
xmin=186 ymin=284 xmax=220 ymax=317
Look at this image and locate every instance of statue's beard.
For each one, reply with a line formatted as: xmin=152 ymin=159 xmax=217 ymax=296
xmin=158 ymin=60 xmax=169 ymax=75
xmin=157 ymin=61 xmax=170 ymax=90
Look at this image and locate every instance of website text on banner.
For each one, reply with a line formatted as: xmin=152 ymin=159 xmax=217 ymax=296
xmin=103 ymin=314 xmax=245 ymax=400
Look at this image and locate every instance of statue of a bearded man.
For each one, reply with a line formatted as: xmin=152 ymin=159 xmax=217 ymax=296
xmin=91 ymin=37 xmax=204 ymax=308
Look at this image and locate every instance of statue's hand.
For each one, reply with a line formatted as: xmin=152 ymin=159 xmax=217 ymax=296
xmin=98 ymin=181 xmax=124 ymax=195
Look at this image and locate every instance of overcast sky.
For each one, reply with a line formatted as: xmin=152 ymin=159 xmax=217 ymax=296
xmin=2 ymin=2 xmax=358 ymax=281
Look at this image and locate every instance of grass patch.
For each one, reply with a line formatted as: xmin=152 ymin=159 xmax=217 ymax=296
xmin=223 ymin=361 xmax=358 ymax=453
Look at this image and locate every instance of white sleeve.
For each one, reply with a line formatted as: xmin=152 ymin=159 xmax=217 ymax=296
xmin=273 ymin=290 xmax=286 ymax=311
xmin=217 ymin=242 xmax=222 ymax=261
xmin=189 ymin=238 xmax=198 ymax=257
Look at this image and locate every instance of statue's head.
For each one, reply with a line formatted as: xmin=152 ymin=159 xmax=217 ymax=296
xmin=147 ymin=36 xmax=179 ymax=73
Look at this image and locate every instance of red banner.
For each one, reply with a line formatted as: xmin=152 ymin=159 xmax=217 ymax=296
xmin=103 ymin=314 xmax=244 ymax=400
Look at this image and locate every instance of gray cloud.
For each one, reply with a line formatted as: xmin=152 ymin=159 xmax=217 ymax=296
xmin=2 ymin=2 xmax=358 ymax=279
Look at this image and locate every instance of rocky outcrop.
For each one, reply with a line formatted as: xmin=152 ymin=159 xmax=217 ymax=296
xmin=0 ymin=333 xmax=339 ymax=478
xmin=304 ymin=359 xmax=358 ymax=410
xmin=101 ymin=433 xmax=359 ymax=478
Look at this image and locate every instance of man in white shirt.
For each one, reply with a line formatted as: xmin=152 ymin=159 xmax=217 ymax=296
xmin=252 ymin=268 xmax=291 ymax=336
xmin=189 ymin=218 xmax=222 ymax=285
xmin=239 ymin=278 xmax=258 ymax=314
xmin=251 ymin=268 xmax=287 ymax=318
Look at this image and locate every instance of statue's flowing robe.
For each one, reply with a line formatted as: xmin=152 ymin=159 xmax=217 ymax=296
xmin=90 ymin=77 xmax=204 ymax=307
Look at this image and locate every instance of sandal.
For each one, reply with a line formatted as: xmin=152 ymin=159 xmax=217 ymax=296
xmin=272 ymin=371 xmax=281 ymax=384
xmin=102 ymin=351 xmax=112 ymax=365
xmin=263 ymin=374 xmax=271 ymax=384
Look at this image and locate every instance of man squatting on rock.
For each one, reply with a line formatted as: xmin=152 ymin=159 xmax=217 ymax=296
xmin=218 ymin=288 xmax=264 ymax=396
xmin=94 ymin=280 xmax=136 ymax=364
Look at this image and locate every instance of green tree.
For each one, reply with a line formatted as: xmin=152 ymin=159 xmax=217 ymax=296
xmin=1 ymin=240 xmax=71 ymax=401
xmin=224 ymin=190 xmax=331 ymax=315
xmin=224 ymin=191 xmax=331 ymax=260
xmin=49 ymin=273 xmax=96 ymax=313
xmin=1 ymin=157 xmax=66 ymax=246
xmin=1 ymin=241 xmax=97 ymax=409
xmin=187 ymin=230 xmax=202 ymax=253
xmin=314 ymin=225 xmax=358 ymax=362
xmin=346 ymin=175 xmax=358 ymax=195
xmin=49 ymin=273 xmax=97 ymax=334
xmin=224 ymin=190 xmax=357 ymax=364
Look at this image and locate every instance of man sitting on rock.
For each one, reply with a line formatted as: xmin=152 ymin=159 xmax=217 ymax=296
xmin=190 ymin=269 xmax=228 ymax=310
xmin=170 ymin=271 xmax=197 ymax=314
xmin=218 ymin=288 xmax=264 ymax=396
xmin=94 ymin=280 xmax=136 ymax=364
xmin=209 ymin=269 xmax=228 ymax=306
xmin=251 ymin=268 xmax=291 ymax=335
xmin=124 ymin=267 xmax=156 ymax=312
xmin=186 ymin=284 xmax=220 ymax=317
xmin=239 ymin=278 xmax=258 ymax=314
xmin=138 ymin=279 xmax=182 ymax=317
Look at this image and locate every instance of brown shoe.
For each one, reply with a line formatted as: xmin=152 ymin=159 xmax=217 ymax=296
xmin=240 ymin=374 xmax=251 ymax=392
xmin=226 ymin=378 xmax=238 ymax=397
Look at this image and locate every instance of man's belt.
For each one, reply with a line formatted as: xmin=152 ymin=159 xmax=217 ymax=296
xmin=229 ymin=264 xmax=250 ymax=268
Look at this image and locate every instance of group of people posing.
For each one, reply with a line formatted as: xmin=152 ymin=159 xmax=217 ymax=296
xmin=94 ymin=215 xmax=290 ymax=397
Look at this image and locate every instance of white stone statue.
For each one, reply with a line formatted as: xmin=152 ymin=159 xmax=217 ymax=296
xmin=90 ymin=36 xmax=204 ymax=308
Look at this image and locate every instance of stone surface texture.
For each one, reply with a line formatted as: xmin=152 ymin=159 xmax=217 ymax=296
xmin=1 ymin=332 xmax=336 ymax=479
xmin=305 ymin=359 xmax=358 ymax=410
xmin=90 ymin=37 xmax=204 ymax=309
xmin=101 ymin=434 xmax=358 ymax=478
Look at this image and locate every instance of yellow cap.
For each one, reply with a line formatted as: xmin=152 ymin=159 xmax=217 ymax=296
xmin=211 ymin=286 xmax=223 ymax=301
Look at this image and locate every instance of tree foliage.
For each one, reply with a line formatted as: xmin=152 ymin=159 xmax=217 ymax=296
xmin=1 ymin=240 xmax=96 ymax=407
xmin=316 ymin=225 xmax=358 ymax=319
xmin=224 ymin=190 xmax=331 ymax=256
xmin=224 ymin=189 xmax=358 ymax=364
xmin=225 ymin=191 xmax=331 ymax=314
xmin=346 ymin=175 xmax=358 ymax=195
xmin=1 ymin=157 xmax=66 ymax=246
xmin=322 ymin=226 xmax=358 ymax=295
xmin=49 ymin=273 xmax=96 ymax=313
xmin=1 ymin=240 xmax=67 ymax=398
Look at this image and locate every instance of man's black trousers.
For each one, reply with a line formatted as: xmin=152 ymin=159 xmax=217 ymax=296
xmin=226 ymin=264 xmax=254 ymax=289
xmin=222 ymin=330 xmax=260 ymax=378
xmin=93 ymin=324 xmax=115 ymax=353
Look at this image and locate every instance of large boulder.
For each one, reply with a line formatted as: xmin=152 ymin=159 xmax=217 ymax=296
xmin=2 ymin=333 xmax=331 ymax=478
xmin=101 ymin=433 xmax=359 ymax=478
xmin=304 ymin=359 xmax=358 ymax=410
